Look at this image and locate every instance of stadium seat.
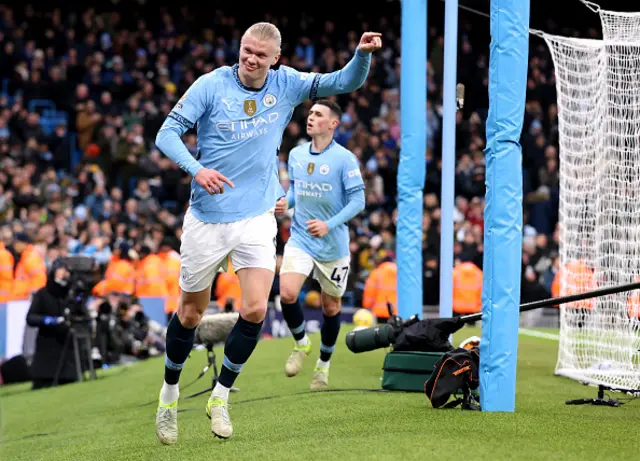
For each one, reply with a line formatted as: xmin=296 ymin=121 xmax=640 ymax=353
xmin=28 ymin=99 xmax=57 ymax=114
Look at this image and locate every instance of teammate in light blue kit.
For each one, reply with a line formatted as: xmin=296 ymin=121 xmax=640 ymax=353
xmin=275 ymin=99 xmax=365 ymax=390
xmin=153 ymin=21 xmax=382 ymax=443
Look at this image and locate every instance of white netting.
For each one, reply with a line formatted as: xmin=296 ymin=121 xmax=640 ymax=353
xmin=543 ymin=9 xmax=640 ymax=391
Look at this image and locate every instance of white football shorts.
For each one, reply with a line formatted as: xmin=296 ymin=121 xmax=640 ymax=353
xmin=179 ymin=207 xmax=277 ymax=293
xmin=280 ymin=244 xmax=350 ymax=298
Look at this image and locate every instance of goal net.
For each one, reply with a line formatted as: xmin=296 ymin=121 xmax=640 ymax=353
xmin=542 ymin=8 xmax=640 ymax=391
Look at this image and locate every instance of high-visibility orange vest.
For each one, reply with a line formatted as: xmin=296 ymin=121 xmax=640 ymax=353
xmin=159 ymin=250 xmax=181 ymax=313
xmin=102 ymin=259 xmax=136 ymax=295
xmin=552 ymin=260 xmax=595 ymax=309
xmin=215 ymin=271 xmax=242 ymax=311
xmin=362 ymin=261 xmax=397 ymax=318
xmin=12 ymin=245 xmax=46 ymax=300
xmin=452 ymin=262 xmax=483 ymax=314
xmin=0 ymin=242 xmax=14 ymax=302
xmin=135 ymin=254 xmax=169 ymax=298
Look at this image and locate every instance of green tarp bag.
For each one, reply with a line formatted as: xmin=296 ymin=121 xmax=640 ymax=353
xmin=381 ymin=350 xmax=443 ymax=392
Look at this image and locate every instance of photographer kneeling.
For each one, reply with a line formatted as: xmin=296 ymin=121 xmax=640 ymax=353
xmin=26 ymin=259 xmax=77 ymax=390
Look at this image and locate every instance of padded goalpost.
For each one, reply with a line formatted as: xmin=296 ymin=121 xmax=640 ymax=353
xmin=541 ymin=5 xmax=640 ymax=392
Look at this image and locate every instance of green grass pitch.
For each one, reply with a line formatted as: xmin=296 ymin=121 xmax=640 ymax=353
xmin=1 ymin=326 xmax=639 ymax=461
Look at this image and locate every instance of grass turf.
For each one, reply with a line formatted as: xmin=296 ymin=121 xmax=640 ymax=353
xmin=1 ymin=327 xmax=639 ymax=461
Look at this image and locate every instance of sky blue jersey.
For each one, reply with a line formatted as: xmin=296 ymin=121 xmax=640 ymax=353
xmin=286 ymin=140 xmax=365 ymax=261
xmin=155 ymin=50 xmax=371 ymax=224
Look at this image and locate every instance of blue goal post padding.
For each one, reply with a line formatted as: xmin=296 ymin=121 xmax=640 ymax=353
xmin=397 ymin=0 xmax=427 ymax=321
xmin=480 ymin=0 xmax=530 ymax=412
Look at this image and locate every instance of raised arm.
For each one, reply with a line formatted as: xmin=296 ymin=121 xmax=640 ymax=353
xmin=287 ymin=32 xmax=383 ymax=105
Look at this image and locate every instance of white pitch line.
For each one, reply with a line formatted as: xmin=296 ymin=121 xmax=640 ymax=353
xmin=519 ymin=328 xmax=561 ymax=341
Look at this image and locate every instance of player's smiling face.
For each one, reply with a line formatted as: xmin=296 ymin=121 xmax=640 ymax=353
xmin=239 ymin=34 xmax=280 ymax=82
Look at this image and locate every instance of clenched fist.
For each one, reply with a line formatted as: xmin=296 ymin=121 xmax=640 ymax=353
xmin=358 ymin=32 xmax=383 ymax=54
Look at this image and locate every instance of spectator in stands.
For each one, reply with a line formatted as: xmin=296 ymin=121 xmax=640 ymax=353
xmin=0 ymin=4 xmax=566 ymax=318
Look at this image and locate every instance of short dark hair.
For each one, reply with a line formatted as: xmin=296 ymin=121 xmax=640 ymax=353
xmin=313 ymin=98 xmax=343 ymax=121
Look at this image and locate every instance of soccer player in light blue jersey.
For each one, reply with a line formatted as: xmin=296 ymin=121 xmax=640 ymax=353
xmin=275 ymin=99 xmax=365 ymax=391
xmin=153 ymin=21 xmax=382 ymax=443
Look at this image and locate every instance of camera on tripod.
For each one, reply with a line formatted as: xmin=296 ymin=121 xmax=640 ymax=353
xmin=63 ymin=279 xmax=92 ymax=326
xmin=53 ymin=256 xmax=100 ymax=385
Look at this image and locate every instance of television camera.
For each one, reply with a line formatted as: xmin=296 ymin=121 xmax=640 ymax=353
xmin=60 ymin=256 xmax=100 ymax=325
xmin=346 ymin=303 xmax=466 ymax=354
xmin=52 ymin=256 xmax=100 ymax=385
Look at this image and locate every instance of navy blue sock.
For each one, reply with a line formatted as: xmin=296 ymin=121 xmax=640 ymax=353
xmin=281 ymin=299 xmax=306 ymax=341
xmin=218 ymin=316 xmax=263 ymax=388
xmin=320 ymin=312 xmax=341 ymax=362
xmin=164 ymin=314 xmax=196 ymax=385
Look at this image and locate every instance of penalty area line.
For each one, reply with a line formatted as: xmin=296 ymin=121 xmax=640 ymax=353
xmin=519 ymin=328 xmax=560 ymax=341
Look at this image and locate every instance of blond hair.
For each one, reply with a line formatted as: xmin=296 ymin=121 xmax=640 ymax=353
xmin=243 ymin=22 xmax=282 ymax=52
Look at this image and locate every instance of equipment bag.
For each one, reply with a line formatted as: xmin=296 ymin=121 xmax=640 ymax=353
xmin=381 ymin=350 xmax=444 ymax=392
xmin=424 ymin=346 xmax=480 ymax=410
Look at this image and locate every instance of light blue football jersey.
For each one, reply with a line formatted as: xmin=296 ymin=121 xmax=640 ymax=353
xmin=155 ymin=50 xmax=371 ymax=224
xmin=287 ymin=140 xmax=365 ymax=261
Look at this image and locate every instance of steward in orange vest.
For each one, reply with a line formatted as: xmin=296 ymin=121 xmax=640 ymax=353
xmin=12 ymin=232 xmax=47 ymax=300
xmin=363 ymin=253 xmax=398 ymax=321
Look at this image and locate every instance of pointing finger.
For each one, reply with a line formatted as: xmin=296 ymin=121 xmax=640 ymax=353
xmin=217 ymin=172 xmax=235 ymax=188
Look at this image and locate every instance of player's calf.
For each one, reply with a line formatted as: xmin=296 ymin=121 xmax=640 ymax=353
xmin=208 ymin=267 xmax=271 ymax=438
xmin=319 ymin=292 xmax=342 ymax=367
xmin=280 ymin=274 xmax=313 ymax=376
xmin=280 ymin=273 xmax=310 ymax=346
xmin=156 ymin=290 xmax=209 ymax=445
xmin=163 ymin=292 xmax=208 ymax=390
xmin=311 ymin=292 xmax=342 ymax=390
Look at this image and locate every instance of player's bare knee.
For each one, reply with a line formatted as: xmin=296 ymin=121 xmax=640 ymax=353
xmin=279 ymin=286 xmax=299 ymax=305
xmin=177 ymin=302 xmax=202 ymax=328
xmin=241 ymin=300 xmax=268 ymax=323
xmin=177 ymin=292 xmax=209 ymax=328
xmin=321 ymin=294 xmax=341 ymax=316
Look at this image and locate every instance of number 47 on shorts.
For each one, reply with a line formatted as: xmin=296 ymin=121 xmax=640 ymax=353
xmin=330 ymin=266 xmax=349 ymax=286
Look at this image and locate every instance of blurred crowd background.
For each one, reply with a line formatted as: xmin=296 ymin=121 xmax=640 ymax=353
xmin=0 ymin=1 xmax=601 ymax=321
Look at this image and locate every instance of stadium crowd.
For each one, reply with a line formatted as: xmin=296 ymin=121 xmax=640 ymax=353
xmin=0 ymin=3 xmax=562 ymax=320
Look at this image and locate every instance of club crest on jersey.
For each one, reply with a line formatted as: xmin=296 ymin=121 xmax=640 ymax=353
xmin=307 ymin=163 xmax=315 ymax=175
xmin=263 ymin=93 xmax=277 ymax=107
xmin=320 ymin=165 xmax=330 ymax=175
xmin=244 ymin=99 xmax=257 ymax=116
